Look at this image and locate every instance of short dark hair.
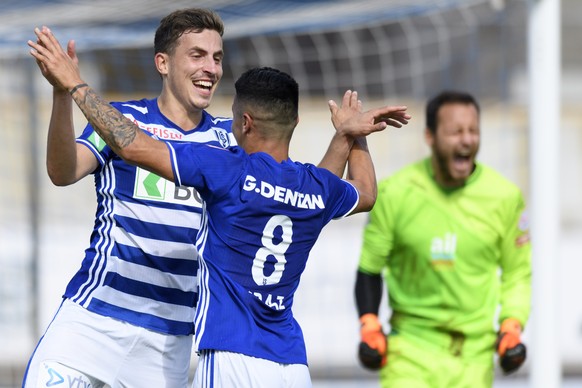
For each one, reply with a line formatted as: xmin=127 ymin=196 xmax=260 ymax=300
xmin=425 ymin=90 xmax=480 ymax=133
xmin=154 ymin=8 xmax=224 ymax=55
xmin=234 ymin=67 xmax=299 ymax=125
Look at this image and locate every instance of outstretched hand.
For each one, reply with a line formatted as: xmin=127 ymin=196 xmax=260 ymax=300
xmin=328 ymin=90 xmax=411 ymax=138
xmin=28 ymin=26 xmax=84 ymax=92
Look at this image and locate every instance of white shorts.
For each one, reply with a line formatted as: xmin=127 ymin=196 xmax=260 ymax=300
xmin=193 ymin=350 xmax=311 ymax=388
xmin=22 ymin=298 xmax=193 ymax=388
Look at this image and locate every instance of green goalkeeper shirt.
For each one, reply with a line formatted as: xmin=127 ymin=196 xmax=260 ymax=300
xmin=359 ymin=158 xmax=531 ymax=359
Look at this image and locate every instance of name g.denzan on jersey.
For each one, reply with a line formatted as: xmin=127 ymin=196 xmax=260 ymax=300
xmin=243 ymin=175 xmax=325 ymax=210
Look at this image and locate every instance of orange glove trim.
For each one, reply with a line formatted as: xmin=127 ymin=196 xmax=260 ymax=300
xmin=359 ymin=314 xmax=387 ymax=357
xmin=497 ymin=318 xmax=522 ymax=357
xmin=360 ymin=313 xmax=382 ymax=333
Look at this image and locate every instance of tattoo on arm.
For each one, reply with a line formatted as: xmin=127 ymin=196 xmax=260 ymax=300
xmin=72 ymin=87 xmax=137 ymax=153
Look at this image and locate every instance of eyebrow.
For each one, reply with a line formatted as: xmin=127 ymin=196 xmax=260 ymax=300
xmin=189 ymin=46 xmax=224 ymax=59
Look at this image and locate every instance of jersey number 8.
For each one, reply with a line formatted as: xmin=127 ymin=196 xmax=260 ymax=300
xmin=252 ymin=215 xmax=293 ymax=286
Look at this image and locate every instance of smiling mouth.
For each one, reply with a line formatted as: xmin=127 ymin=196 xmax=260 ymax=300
xmin=193 ymin=80 xmax=213 ymax=90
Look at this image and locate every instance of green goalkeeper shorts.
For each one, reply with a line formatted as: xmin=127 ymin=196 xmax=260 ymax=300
xmin=379 ymin=332 xmax=494 ymax=388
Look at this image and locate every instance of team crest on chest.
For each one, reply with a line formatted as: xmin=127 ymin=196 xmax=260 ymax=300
xmin=213 ymin=128 xmax=231 ymax=148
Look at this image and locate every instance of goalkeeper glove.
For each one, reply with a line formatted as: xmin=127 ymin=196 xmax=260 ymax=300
xmin=358 ymin=313 xmax=387 ymax=370
xmin=496 ymin=318 xmax=527 ymax=374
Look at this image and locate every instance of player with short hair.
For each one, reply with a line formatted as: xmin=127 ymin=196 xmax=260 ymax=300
xmin=29 ymin=25 xmax=411 ymax=386
xmin=22 ymin=8 xmax=234 ymax=388
xmin=354 ymin=90 xmax=531 ymax=387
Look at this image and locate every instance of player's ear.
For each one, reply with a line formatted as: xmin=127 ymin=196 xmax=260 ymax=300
xmin=242 ymin=112 xmax=253 ymax=134
xmin=424 ymin=127 xmax=434 ymax=147
xmin=154 ymin=53 xmax=169 ymax=75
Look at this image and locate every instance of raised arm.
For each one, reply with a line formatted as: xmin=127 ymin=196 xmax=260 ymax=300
xmin=29 ymin=27 xmax=173 ymax=181
xmin=319 ymin=90 xmax=410 ymax=179
xmin=344 ymin=136 xmax=377 ymax=213
xmin=36 ymin=37 xmax=98 ymax=185
xmin=320 ymin=90 xmax=410 ymax=213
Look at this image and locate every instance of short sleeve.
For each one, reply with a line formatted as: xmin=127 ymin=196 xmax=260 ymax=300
xmin=76 ymin=123 xmax=116 ymax=167
xmin=167 ymin=142 xmax=244 ymax=199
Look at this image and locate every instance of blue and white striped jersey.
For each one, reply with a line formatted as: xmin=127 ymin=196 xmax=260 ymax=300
xmin=64 ymin=98 xmax=234 ymax=336
xmin=168 ymin=142 xmax=359 ymax=365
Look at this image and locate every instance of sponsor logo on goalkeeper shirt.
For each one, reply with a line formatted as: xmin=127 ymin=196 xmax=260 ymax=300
xmin=430 ymin=232 xmax=457 ymax=266
xmin=133 ymin=167 xmax=202 ymax=207
xmin=516 ymin=210 xmax=530 ymax=247
xmin=242 ymin=174 xmax=325 ymax=209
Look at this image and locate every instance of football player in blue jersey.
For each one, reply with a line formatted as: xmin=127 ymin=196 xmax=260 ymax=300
xmin=23 ymin=9 xmax=234 ymax=388
xmin=30 ymin=26 xmax=411 ymax=388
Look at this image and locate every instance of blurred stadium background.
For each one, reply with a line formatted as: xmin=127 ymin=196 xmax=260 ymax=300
xmin=0 ymin=0 xmax=581 ymax=387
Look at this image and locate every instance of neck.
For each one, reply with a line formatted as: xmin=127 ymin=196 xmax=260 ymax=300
xmin=157 ymin=94 xmax=203 ymax=132
xmin=244 ymin=138 xmax=289 ymax=163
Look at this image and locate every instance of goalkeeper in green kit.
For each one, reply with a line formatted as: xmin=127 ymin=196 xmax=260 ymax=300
xmin=354 ymin=90 xmax=531 ymax=387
